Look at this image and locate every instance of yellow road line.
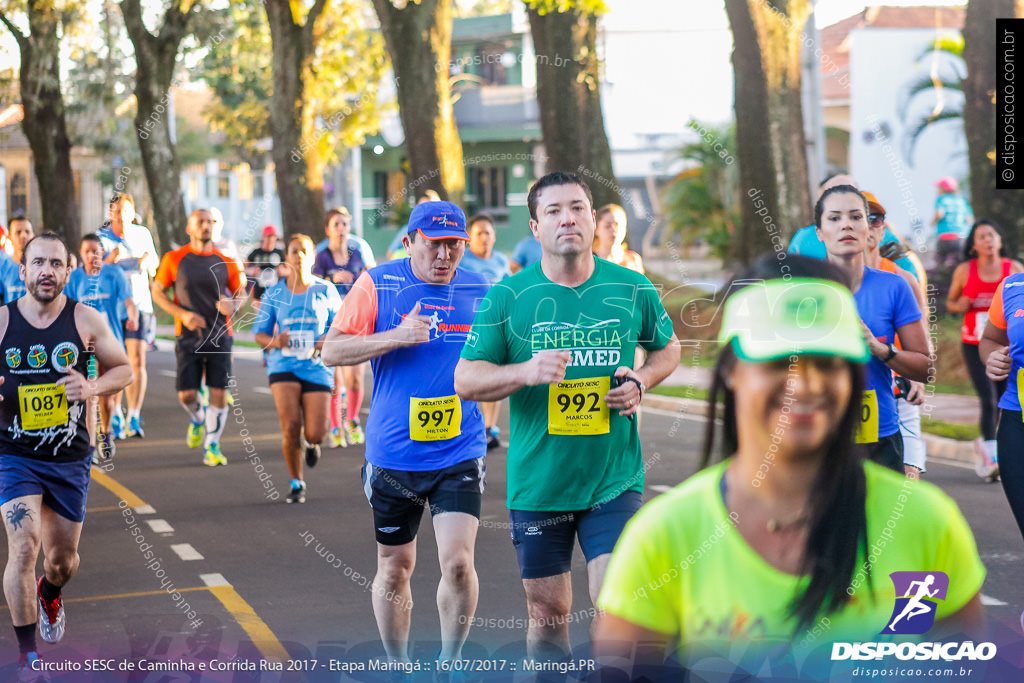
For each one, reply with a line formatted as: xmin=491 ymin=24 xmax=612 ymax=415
xmin=207 ymin=584 xmax=289 ymax=660
xmin=84 ymin=471 xmax=288 ymax=660
xmin=89 ymin=469 xmax=146 ymax=508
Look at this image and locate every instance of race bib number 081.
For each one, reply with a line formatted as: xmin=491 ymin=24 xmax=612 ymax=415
xmin=19 ymin=383 xmax=69 ymax=431
xmin=410 ymin=395 xmax=462 ymax=441
xmin=548 ymin=377 xmax=611 ymax=436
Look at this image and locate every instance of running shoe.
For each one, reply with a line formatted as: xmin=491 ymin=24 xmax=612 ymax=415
xmin=975 ymin=439 xmax=999 ymax=481
xmin=97 ymin=433 xmax=116 ymax=461
xmin=198 ymin=385 xmax=209 ymax=407
xmin=111 ymin=413 xmax=127 ymax=440
xmin=36 ymin=577 xmax=65 ymax=644
xmin=287 ymin=479 xmax=306 ymax=504
xmin=305 ymin=443 xmax=321 ymax=468
xmin=226 ymin=390 xmax=234 ymax=406
xmin=127 ymin=415 xmax=145 ymax=438
xmin=345 ymin=419 xmax=365 ymax=445
xmin=17 ymin=652 xmax=46 ymax=683
xmin=203 ymin=443 xmax=227 ymax=467
xmin=186 ymin=420 xmax=204 ymax=448
xmin=486 ymin=425 xmax=501 ymax=450
xmin=330 ymin=426 xmax=347 ymax=449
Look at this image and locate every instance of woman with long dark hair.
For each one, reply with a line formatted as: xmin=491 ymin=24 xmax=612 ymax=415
xmin=593 ymin=256 xmax=984 ymax=678
xmin=948 ymin=220 xmax=1023 ymax=481
xmin=815 ymin=185 xmax=931 ymax=472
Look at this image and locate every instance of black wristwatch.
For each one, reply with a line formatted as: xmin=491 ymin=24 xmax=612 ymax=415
xmin=883 ymin=343 xmax=898 ymax=362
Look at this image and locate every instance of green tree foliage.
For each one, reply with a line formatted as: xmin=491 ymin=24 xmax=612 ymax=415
xmin=662 ymin=121 xmax=739 ymax=261
xmin=0 ymin=0 xmax=82 ymax=241
xmin=201 ymin=0 xmax=387 ymax=168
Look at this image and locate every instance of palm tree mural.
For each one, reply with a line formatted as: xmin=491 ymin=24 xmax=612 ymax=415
xmin=897 ymin=34 xmax=967 ymax=166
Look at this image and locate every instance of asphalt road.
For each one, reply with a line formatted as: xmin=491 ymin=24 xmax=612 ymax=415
xmin=1 ymin=345 xmax=1023 ymax=682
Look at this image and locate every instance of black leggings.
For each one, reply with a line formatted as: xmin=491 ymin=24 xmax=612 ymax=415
xmin=997 ymin=410 xmax=1024 ymax=543
xmin=962 ymin=342 xmax=1005 ymax=441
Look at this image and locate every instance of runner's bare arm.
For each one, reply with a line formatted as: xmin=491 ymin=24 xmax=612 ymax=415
xmin=632 ymin=335 xmax=681 ymax=391
xmin=945 ymin=263 xmax=970 ymax=313
xmin=322 ymin=301 xmax=432 ymax=366
xmin=454 ymin=350 xmax=573 ymax=402
xmin=59 ymin=305 xmax=133 ymax=400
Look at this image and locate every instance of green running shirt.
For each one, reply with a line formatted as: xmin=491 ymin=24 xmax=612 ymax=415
xmin=598 ymin=460 xmax=985 ymax=657
xmin=460 ymin=257 xmax=674 ymax=510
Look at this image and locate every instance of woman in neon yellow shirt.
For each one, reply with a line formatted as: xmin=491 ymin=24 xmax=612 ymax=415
xmin=594 ymin=255 xmax=985 ymax=678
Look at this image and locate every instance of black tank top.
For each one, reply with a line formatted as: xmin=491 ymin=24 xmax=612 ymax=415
xmin=0 ymin=297 xmax=92 ymax=461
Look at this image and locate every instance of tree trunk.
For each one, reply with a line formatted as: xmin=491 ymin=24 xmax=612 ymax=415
xmin=121 ymin=0 xmax=195 ymax=250
xmin=963 ymin=0 xmax=1024 ymax=256
xmin=265 ymin=0 xmax=328 ymax=239
xmin=725 ymin=0 xmax=812 ymax=266
xmin=0 ymin=1 xmax=80 ymax=244
xmin=373 ymin=0 xmax=464 ymax=204
xmin=527 ymin=4 xmax=618 ymax=208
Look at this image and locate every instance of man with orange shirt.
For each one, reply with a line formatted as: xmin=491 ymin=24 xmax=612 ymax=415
xmin=151 ymin=209 xmax=246 ymax=466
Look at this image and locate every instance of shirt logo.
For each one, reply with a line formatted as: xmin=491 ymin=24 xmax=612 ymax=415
xmin=5 ymin=348 xmax=20 ymax=369
xmin=27 ymin=345 xmax=47 ymax=369
xmin=377 ymin=526 xmax=400 ymax=534
xmin=881 ymin=571 xmax=948 ymax=635
xmin=51 ymin=342 xmax=80 ymax=373
xmin=1014 ymin=309 xmax=1024 ymax=317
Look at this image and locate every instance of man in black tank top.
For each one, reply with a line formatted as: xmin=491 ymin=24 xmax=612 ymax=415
xmin=0 ymin=234 xmax=132 ymax=675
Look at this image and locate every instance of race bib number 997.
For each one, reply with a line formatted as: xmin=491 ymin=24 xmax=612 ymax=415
xmin=410 ymin=395 xmax=462 ymax=441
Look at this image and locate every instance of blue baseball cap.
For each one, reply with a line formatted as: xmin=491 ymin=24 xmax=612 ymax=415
xmin=407 ymin=200 xmax=469 ymax=240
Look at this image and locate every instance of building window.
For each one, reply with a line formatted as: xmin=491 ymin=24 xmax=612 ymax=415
xmin=9 ymin=173 xmax=26 ymax=215
xmin=218 ymin=176 xmax=231 ymax=198
xmin=188 ymin=177 xmax=199 ymax=201
xmin=373 ymin=171 xmax=388 ymax=201
xmin=472 ymin=166 xmax=507 ymax=210
xmin=253 ymin=174 xmax=264 ymax=198
xmin=476 ymin=44 xmax=509 ymax=86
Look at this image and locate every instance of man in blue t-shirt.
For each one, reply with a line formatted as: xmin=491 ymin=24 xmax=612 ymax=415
xmin=322 ymin=200 xmax=490 ymax=669
xmin=67 ymin=234 xmax=137 ymax=458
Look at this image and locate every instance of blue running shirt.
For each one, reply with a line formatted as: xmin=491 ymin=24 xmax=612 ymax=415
xmin=854 ymin=267 xmax=922 ymax=439
xmin=252 ymin=277 xmax=342 ymax=388
xmin=331 ymin=260 xmax=490 ymax=471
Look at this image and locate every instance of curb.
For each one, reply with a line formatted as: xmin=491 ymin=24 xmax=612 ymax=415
xmin=641 ymin=393 xmax=975 ymax=466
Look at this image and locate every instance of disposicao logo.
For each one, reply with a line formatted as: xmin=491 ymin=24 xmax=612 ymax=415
xmin=831 ymin=571 xmax=997 ymax=662
xmin=883 ymin=571 xmax=947 ymax=635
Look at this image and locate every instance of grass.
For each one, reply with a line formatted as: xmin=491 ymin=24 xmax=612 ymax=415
xmin=648 ymin=385 xmax=710 ymax=401
xmin=920 ymin=417 xmax=980 ymax=442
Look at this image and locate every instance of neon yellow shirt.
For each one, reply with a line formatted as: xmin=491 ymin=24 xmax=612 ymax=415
xmin=598 ymin=460 xmax=985 ymax=656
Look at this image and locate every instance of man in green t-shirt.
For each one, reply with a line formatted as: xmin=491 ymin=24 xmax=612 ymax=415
xmin=455 ymin=171 xmax=680 ymax=660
